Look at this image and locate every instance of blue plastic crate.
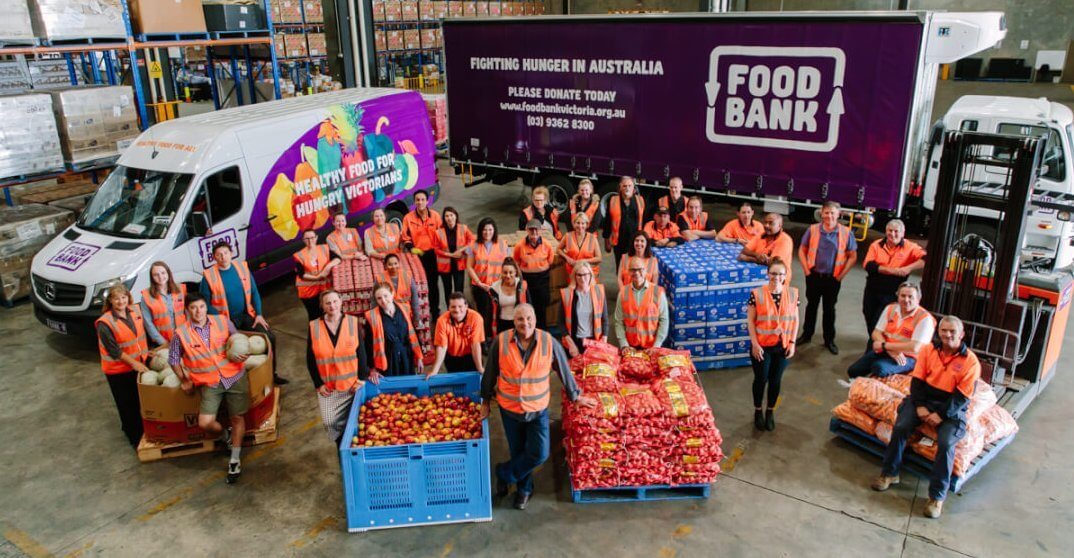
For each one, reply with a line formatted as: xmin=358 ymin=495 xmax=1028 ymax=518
xmin=673 ymin=340 xmax=708 ymax=358
xmin=670 ymin=322 xmax=707 ymax=342
xmin=672 ymin=304 xmax=707 ymax=323
xmin=339 ymin=373 xmax=492 ymax=532
xmin=695 ymin=356 xmax=752 ymax=370
xmin=709 ymin=337 xmax=751 ymax=356
xmin=707 ymin=319 xmax=750 ymax=339
xmin=709 ymin=303 xmax=747 ymax=322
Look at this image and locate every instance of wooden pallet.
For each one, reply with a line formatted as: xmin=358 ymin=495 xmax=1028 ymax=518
xmin=137 ymin=388 xmax=281 ymax=463
xmin=14 ymin=180 xmax=97 ymax=205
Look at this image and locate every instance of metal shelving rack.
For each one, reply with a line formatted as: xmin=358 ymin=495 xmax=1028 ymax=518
xmin=0 ymin=0 xmax=284 ymax=202
xmin=274 ymin=0 xmax=331 ymax=94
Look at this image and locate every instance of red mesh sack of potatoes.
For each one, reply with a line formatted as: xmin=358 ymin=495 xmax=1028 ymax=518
xmin=647 ymin=347 xmax=696 ymax=381
xmin=582 ymin=338 xmax=621 ymax=368
xmin=652 ymin=377 xmax=710 ymax=418
xmin=671 ymin=460 xmax=722 ymax=485
xmin=832 ymin=401 xmax=878 ymax=435
xmin=849 ymin=377 xmax=905 ymax=424
xmin=619 ymin=348 xmax=658 ymax=382
xmin=618 ymin=384 xmax=666 ymax=418
xmin=621 ymin=450 xmax=670 ymax=486
xmin=577 ymin=362 xmax=620 ymax=393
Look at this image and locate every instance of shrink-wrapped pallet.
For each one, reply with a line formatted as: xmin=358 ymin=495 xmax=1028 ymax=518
xmin=0 ymin=93 xmax=65 ymax=179
xmin=29 ymin=0 xmax=126 ymax=41
xmin=0 ymin=0 xmax=35 ymax=41
xmin=50 ymin=86 xmax=138 ymax=166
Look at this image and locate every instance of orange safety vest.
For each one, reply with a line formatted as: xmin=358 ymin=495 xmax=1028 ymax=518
xmin=365 ymin=303 xmax=421 ymax=371
xmin=365 ymin=223 xmax=401 ymax=255
xmin=140 ymin=285 xmax=187 ymax=343
xmin=618 ymin=255 xmax=658 ymax=287
xmin=401 ymin=209 xmax=442 ymax=252
xmin=561 ymin=231 xmax=601 ymax=278
xmin=309 ymin=315 xmax=361 ymax=392
xmin=491 ymin=279 xmax=528 ymax=335
xmin=608 ymin=194 xmax=645 ymax=246
xmin=327 ymin=228 xmax=362 ymax=258
xmin=175 ymin=315 xmax=242 ymax=386
xmin=435 ymin=224 xmax=474 ymax=273
xmin=96 ymin=309 xmax=149 ymax=375
xmin=679 ymin=211 xmax=710 ymax=231
xmin=880 ymin=304 xmax=935 ymax=357
xmin=387 ymin=269 xmax=412 ymax=304
xmin=561 ymin=283 xmax=605 ymax=343
xmin=619 ymin=283 xmax=664 ymax=349
xmin=293 ymin=245 xmax=332 ymax=299
xmin=522 ymin=205 xmax=562 ymax=240
xmin=751 ymin=284 xmax=799 ymax=350
xmin=569 ymin=195 xmax=600 ymax=226
xmin=513 ymin=238 xmax=554 ymax=274
xmin=471 ymin=239 xmax=509 ymax=285
xmin=804 ymin=223 xmax=851 ymax=272
xmin=202 ymin=261 xmax=256 ymax=321
xmin=495 ymin=329 xmax=554 ymax=413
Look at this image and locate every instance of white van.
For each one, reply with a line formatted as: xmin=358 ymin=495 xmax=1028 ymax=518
xmin=30 ymin=88 xmax=440 ymax=336
xmin=920 ymin=95 xmax=1074 ymax=271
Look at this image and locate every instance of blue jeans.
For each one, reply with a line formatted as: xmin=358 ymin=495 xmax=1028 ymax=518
xmin=881 ymin=399 xmax=966 ymax=501
xmin=847 ymin=350 xmax=916 ymax=378
xmin=497 ymin=408 xmax=550 ymax=496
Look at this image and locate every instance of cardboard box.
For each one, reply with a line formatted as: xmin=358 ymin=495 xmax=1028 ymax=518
xmin=284 ymin=33 xmax=308 ymax=57
xmin=488 ymin=1 xmax=500 ymax=15
xmin=463 ymin=1 xmax=476 ymax=16
xmin=306 ymin=32 xmax=326 ymax=56
xmin=432 ymin=1 xmax=447 ymax=19
xmin=28 ymin=0 xmax=126 ymax=40
xmin=419 ymin=1 xmax=434 ymax=20
xmin=386 ymin=29 xmax=403 ymax=50
xmin=138 ymin=332 xmax=274 ymax=445
xmin=303 ymin=0 xmax=323 ymax=22
xmin=448 ymin=1 xmax=463 ymax=17
xmin=50 ymin=86 xmax=138 ymax=166
xmin=420 ymin=28 xmax=437 ymax=48
xmin=403 ymin=29 xmax=420 ymax=50
xmin=0 ymin=204 xmax=74 ymax=303
xmin=374 ymin=30 xmax=387 ymax=51
xmin=383 ymin=0 xmax=401 ymax=20
xmin=127 ymin=0 xmax=207 ymax=35
xmin=274 ymin=32 xmax=287 ymax=57
xmin=0 ymin=0 xmax=35 ymax=41
xmin=400 ymin=0 xmax=418 ymax=20
xmin=371 ymin=0 xmax=385 ymax=21
xmin=202 ymin=3 xmax=266 ymax=32
xmin=476 ymin=2 xmax=489 ymax=17
xmin=275 ymin=0 xmax=302 ymax=22
xmin=502 ymin=2 xmax=515 ymax=16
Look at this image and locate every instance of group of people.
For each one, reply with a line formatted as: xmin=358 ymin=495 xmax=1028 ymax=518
xmin=94 ymin=177 xmax=980 ymax=518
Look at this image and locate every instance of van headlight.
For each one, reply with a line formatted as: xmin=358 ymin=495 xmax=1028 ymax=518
xmin=91 ymin=276 xmax=136 ymax=306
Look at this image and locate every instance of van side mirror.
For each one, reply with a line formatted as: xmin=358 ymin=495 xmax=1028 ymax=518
xmin=189 ymin=211 xmax=210 ymax=237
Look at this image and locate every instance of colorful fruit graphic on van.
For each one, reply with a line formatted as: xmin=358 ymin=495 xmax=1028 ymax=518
xmin=255 ymin=93 xmax=435 ymax=244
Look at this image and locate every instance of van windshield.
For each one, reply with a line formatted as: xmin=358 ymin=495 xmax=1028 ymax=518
xmin=77 ymin=165 xmax=193 ymax=239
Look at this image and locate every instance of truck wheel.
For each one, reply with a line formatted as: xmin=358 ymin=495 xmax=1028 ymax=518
xmin=541 ymin=175 xmax=575 ymax=215
xmin=596 ymin=180 xmax=620 ymax=218
xmin=384 ymin=209 xmax=405 ymax=230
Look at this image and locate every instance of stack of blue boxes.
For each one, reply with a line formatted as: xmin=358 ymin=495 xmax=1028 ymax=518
xmin=653 ymin=241 xmax=768 ymax=371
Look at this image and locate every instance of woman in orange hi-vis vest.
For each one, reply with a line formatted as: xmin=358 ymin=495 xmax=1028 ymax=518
xmin=364 ymin=283 xmax=424 ymax=381
xmin=568 ymin=178 xmax=602 ymax=232
xmin=746 ymin=259 xmax=799 ymax=432
xmin=327 ymin=213 xmax=369 ymax=262
xmin=617 ymin=232 xmax=658 ymax=288
xmin=364 ymin=208 xmax=402 ymax=260
xmin=307 ymin=290 xmax=368 ymax=445
xmin=467 ymin=217 xmax=509 ymax=338
xmin=559 ymin=262 xmax=608 ymax=358
xmin=557 ymin=211 xmax=602 ymax=279
xmin=433 ymin=206 xmax=475 ymax=308
xmin=95 ymin=284 xmax=149 ymax=447
xmin=294 ymin=229 xmax=340 ymax=321
xmin=140 ymin=261 xmax=186 ymax=347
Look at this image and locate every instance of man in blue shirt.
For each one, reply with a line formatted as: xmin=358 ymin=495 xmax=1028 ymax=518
xmin=200 ymin=241 xmax=287 ymax=385
xmin=796 ymin=201 xmax=858 ymax=355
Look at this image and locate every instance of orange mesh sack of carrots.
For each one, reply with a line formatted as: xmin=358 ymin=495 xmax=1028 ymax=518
xmin=911 ymin=423 xmax=985 ymax=477
xmin=877 ymin=374 xmax=912 ymax=395
xmin=848 ymin=377 xmax=905 ymax=424
xmin=832 ymin=401 xmax=878 ymax=435
xmin=978 ymin=405 xmax=1018 ymax=445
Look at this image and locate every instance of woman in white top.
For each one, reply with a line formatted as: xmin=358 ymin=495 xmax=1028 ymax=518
xmin=488 ymin=258 xmax=530 ymax=336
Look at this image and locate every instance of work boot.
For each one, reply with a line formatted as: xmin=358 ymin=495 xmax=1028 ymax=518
xmin=796 ymin=334 xmax=812 ymax=345
xmin=495 ymin=476 xmax=509 ymax=499
xmin=513 ymin=492 xmax=531 ymax=510
xmin=870 ymin=474 xmax=900 ymax=492
xmin=825 ymin=342 xmax=840 ymax=355
xmin=765 ymin=410 xmax=775 ymax=431
xmin=754 ymin=410 xmax=765 ymax=431
xmin=924 ymin=498 xmax=943 ymax=518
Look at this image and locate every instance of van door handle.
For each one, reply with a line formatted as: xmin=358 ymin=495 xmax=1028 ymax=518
xmin=238 ymin=224 xmax=250 ymax=231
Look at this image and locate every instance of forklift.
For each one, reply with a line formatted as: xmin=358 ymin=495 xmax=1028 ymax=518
xmin=830 ymin=129 xmax=1074 ymax=490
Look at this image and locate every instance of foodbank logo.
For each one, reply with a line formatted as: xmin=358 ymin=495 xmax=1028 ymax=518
xmin=704 ymin=46 xmax=846 ymax=152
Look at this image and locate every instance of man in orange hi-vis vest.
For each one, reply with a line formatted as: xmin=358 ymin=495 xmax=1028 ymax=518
xmin=480 ymin=304 xmax=596 ymax=511
xmin=847 ymin=282 xmax=935 ymax=380
xmin=796 ymin=201 xmax=858 ymax=355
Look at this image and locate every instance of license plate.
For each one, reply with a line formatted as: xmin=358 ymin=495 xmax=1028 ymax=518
xmin=764 ymin=199 xmax=791 ymax=215
xmin=45 ymin=318 xmax=68 ymax=334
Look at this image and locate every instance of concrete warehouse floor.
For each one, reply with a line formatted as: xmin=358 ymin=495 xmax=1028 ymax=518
xmin=3 ymin=81 xmax=1074 ymax=557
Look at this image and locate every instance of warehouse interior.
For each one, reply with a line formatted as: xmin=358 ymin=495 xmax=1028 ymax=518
xmin=2 ymin=1 xmax=1074 ymax=557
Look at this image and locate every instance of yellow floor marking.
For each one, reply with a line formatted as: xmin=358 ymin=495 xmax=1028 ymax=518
xmin=440 ymin=540 xmax=455 ymax=557
xmin=289 ymin=516 xmax=338 ymax=549
xmin=659 ymin=547 xmax=677 ymax=558
xmin=62 ymin=540 xmax=93 ymax=558
xmin=138 ymin=489 xmax=192 ymax=521
xmin=772 ymin=395 xmax=783 ymax=411
xmin=3 ymin=526 xmax=53 ymax=558
xmin=672 ymin=525 xmax=692 ymax=538
xmin=802 ymin=395 xmax=822 ymax=406
xmin=297 ymin=418 xmax=321 ymax=434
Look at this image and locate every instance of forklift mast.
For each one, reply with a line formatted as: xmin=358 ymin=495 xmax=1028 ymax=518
xmin=921 ymin=130 xmax=1074 ymax=417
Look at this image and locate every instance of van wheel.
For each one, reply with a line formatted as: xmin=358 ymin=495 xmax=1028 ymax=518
xmin=541 ymin=175 xmax=575 ymax=215
xmin=384 ymin=209 xmax=404 ymax=230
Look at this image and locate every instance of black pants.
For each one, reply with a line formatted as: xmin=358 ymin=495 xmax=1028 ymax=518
xmin=233 ymin=313 xmax=279 ymax=377
xmin=439 ymin=269 xmax=465 ymax=303
xmin=106 ymin=371 xmax=143 ymax=447
xmin=802 ymin=273 xmax=842 ymax=344
xmin=522 ymin=270 xmax=550 ymax=330
xmin=300 ymin=296 xmax=323 ymax=322
xmin=472 ymin=287 xmax=493 ymax=338
xmin=443 ymin=353 xmax=476 ymax=372
xmin=420 ymin=250 xmax=440 ymax=316
xmin=613 ymin=245 xmax=630 ymax=272
xmin=751 ymin=345 xmax=788 ymax=409
xmin=862 ymin=288 xmax=897 ymax=332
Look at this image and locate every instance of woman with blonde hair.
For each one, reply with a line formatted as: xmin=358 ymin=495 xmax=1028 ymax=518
xmin=518 ymin=185 xmax=562 ymax=240
xmin=96 ymin=284 xmax=149 ymax=446
xmin=558 ymin=211 xmax=603 ymax=279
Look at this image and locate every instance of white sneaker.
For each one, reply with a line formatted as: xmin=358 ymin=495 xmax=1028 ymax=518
xmin=226 ymin=460 xmax=242 ymax=484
